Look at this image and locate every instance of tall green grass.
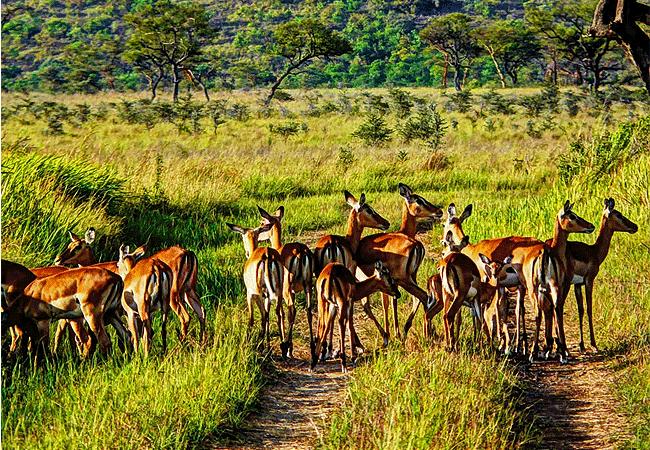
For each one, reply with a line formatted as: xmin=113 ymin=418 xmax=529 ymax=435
xmin=1 ymin=308 xmax=261 ymax=450
xmin=2 ymin=89 xmax=649 ymax=448
xmin=322 ymin=347 xmax=536 ymax=449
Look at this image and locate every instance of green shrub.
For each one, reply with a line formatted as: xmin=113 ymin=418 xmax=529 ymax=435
xmin=352 ymin=112 xmax=393 ymax=146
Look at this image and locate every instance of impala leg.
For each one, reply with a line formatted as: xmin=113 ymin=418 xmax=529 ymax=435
xmin=305 ymin=283 xmax=315 ymax=355
xmin=105 ymin=312 xmax=132 ymax=353
xmin=126 ymin=310 xmax=140 ymax=353
xmin=280 ymin=287 xmax=295 ymax=359
xmin=339 ymin=303 xmax=348 ymax=373
xmin=170 ymin=282 xmax=191 ymax=341
xmin=380 ymin=293 xmax=390 ymax=339
xmin=553 ymin=288 xmax=568 ymax=364
xmin=575 ymin=284 xmax=586 ymax=352
xmin=529 ymin=301 xmax=542 ymax=363
xmin=9 ymin=326 xmax=22 ymax=354
xmin=360 ymin=295 xmax=388 ymax=346
xmin=68 ymin=319 xmax=92 ymax=357
xmin=53 ymin=320 xmax=68 ymax=354
xmin=402 ymin=284 xmax=428 ymax=339
xmin=584 ymin=281 xmax=598 ymax=351
xmin=184 ymin=288 xmax=206 ymax=345
xmin=83 ymin=307 xmax=111 ymax=357
xmin=349 ymin=299 xmax=365 ymax=355
xmin=542 ymin=306 xmax=553 ymax=360
xmin=392 ymin=294 xmax=401 ymax=340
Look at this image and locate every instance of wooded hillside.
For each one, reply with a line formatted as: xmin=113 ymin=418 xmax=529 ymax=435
xmin=0 ymin=0 xmax=643 ymax=96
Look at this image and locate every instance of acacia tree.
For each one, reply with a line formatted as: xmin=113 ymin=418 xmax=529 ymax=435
xmin=420 ymin=13 xmax=482 ymax=92
xmin=124 ymin=1 xmax=218 ymax=102
xmin=267 ymin=18 xmax=352 ymax=104
xmin=590 ymin=0 xmax=650 ymax=94
xmin=473 ymin=20 xmax=542 ymax=87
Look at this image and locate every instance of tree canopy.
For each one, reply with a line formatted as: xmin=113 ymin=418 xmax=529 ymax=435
xmin=267 ymin=18 xmax=352 ymax=103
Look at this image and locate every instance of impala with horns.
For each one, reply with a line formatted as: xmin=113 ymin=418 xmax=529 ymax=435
xmin=314 ymin=190 xmax=390 ymax=355
xmin=356 ymin=182 xmax=443 ymax=343
xmin=54 ymin=228 xmax=206 ymax=345
xmin=258 ymin=205 xmax=316 ymax=358
xmin=311 ymin=261 xmax=400 ymax=373
xmin=228 ymin=222 xmax=286 ymax=352
xmin=118 ymin=244 xmax=173 ymax=355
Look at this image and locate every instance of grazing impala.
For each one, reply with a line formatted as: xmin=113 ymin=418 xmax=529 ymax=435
xmin=227 ymin=222 xmax=286 ymax=351
xmin=314 ymin=190 xmax=390 ymax=354
xmin=4 ymin=266 xmax=124 ymax=357
xmin=545 ymin=198 xmax=638 ymax=352
xmin=311 ymin=261 xmax=400 ymax=373
xmin=356 ymin=183 xmax=443 ymax=343
xmin=54 ymin=228 xmax=205 ymax=344
xmin=258 ymin=205 xmax=316 ymax=358
xmin=117 ymin=244 xmax=172 ymax=355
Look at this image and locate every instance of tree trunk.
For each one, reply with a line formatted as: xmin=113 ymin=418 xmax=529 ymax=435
xmin=486 ymin=47 xmax=507 ymax=88
xmin=172 ymin=66 xmax=180 ymax=103
xmin=590 ymin=0 xmax=650 ymax=95
xmin=151 ymin=69 xmax=164 ymax=101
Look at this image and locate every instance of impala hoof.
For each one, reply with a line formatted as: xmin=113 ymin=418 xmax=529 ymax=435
xmin=280 ymin=341 xmax=292 ymax=360
xmin=560 ymin=355 xmax=568 ymax=365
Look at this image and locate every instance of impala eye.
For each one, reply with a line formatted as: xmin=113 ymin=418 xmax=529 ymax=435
xmin=569 ymin=214 xmax=576 ymax=220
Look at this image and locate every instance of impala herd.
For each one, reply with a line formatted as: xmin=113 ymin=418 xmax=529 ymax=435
xmin=1 ymin=184 xmax=638 ymax=374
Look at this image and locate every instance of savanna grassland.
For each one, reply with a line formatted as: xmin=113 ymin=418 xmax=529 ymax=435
xmin=1 ymin=86 xmax=649 ymax=449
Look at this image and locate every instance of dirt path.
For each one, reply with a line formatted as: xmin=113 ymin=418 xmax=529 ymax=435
xmin=519 ymin=300 xmax=631 ymax=449
xmin=203 ymin=315 xmax=350 ymax=450
xmin=203 ymin=297 xmax=630 ymax=450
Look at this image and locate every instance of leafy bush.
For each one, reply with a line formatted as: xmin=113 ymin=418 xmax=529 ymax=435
xmin=337 ymin=144 xmax=356 ymax=171
xmin=389 ymin=88 xmax=414 ymax=118
xmin=557 ymin=116 xmax=650 ymax=185
xmin=444 ymin=90 xmax=473 ymax=113
xmin=352 ymin=112 xmax=393 ymax=146
xmin=398 ymin=102 xmax=447 ymax=144
xmin=269 ymin=121 xmax=305 ymax=140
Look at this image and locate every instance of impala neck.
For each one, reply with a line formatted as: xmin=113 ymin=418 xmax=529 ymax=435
xmin=269 ymin=223 xmax=282 ymax=250
xmin=550 ymin=216 xmax=569 ymax=260
xmin=345 ymin=210 xmax=364 ymax=253
xmin=351 ymin=277 xmax=382 ymax=301
xmin=593 ymin=215 xmax=615 ymax=266
xmin=398 ymin=204 xmax=417 ymax=237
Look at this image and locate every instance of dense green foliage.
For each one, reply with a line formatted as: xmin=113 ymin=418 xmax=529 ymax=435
xmin=1 ymin=0 xmax=643 ymax=95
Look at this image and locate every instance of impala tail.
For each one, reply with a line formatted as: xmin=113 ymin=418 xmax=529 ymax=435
xmin=263 ymin=255 xmax=283 ymax=302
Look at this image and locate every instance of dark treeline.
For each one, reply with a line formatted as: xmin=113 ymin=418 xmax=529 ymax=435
xmin=0 ymin=0 xmax=642 ymax=97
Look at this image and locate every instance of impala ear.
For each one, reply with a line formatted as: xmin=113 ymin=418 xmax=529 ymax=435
xmin=458 ymin=235 xmax=470 ymax=250
xmin=69 ymin=231 xmax=81 ymax=242
xmin=398 ymin=183 xmax=412 ymax=201
xmin=344 ymin=190 xmax=358 ymax=209
xmin=444 ymin=230 xmax=454 ymax=246
xmin=257 ymin=205 xmax=273 ymax=221
xmin=503 ymin=255 xmax=514 ymax=265
xmin=84 ymin=228 xmax=95 ymax=244
xmin=459 ymin=204 xmax=473 ymax=223
xmin=226 ymin=222 xmax=246 ymax=234
xmin=119 ymin=244 xmax=129 ymax=261
xmin=131 ymin=244 xmax=147 ymax=260
xmin=358 ymin=193 xmax=366 ymax=208
xmin=275 ymin=206 xmax=285 ymax=221
xmin=604 ymin=198 xmax=615 ymax=214
xmin=479 ymin=253 xmax=490 ymax=265
xmin=562 ymin=200 xmax=572 ymax=213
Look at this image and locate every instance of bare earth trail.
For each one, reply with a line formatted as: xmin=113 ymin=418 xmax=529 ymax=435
xmin=519 ymin=314 xmax=631 ymax=449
